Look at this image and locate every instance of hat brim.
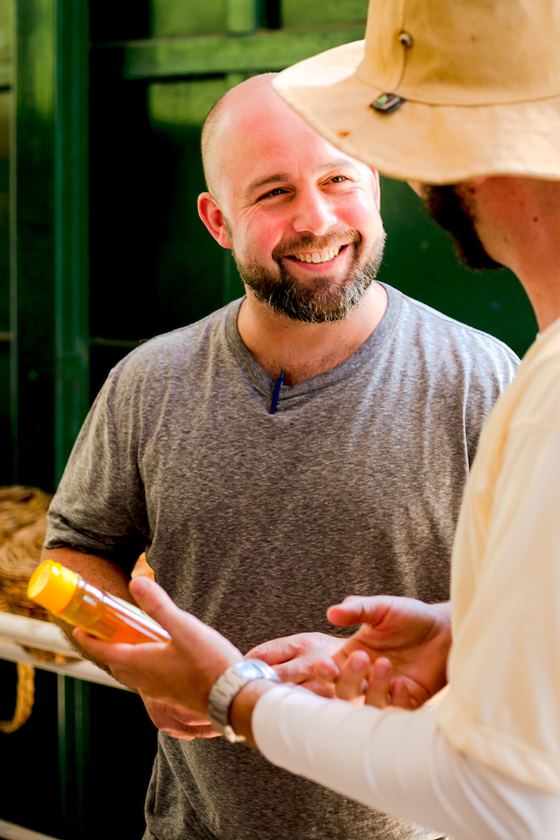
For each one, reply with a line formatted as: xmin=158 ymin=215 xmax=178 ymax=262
xmin=273 ymin=41 xmax=560 ymax=184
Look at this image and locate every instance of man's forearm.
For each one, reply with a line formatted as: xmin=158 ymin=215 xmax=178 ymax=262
xmin=39 ymin=546 xmax=133 ymax=670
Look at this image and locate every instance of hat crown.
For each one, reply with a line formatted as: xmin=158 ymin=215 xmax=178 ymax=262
xmin=361 ymin=0 xmax=560 ymax=105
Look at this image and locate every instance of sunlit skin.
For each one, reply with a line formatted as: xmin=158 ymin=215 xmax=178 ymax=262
xmin=198 ymin=75 xmax=387 ymax=383
xmin=415 ymin=177 xmax=560 ymax=330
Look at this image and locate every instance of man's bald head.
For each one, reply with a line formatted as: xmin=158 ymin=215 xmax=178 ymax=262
xmin=201 ymin=73 xmax=279 ymax=203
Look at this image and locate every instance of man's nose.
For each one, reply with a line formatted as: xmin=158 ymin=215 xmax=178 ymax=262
xmin=291 ymin=191 xmax=337 ymax=236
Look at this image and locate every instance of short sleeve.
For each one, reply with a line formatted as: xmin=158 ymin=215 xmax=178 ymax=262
xmin=46 ymin=369 xmax=148 ymax=573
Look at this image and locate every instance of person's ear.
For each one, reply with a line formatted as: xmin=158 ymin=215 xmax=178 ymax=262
xmin=370 ymin=167 xmax=381 ymax=210
xmin=197 ymin=193 xmax=232 ymax=249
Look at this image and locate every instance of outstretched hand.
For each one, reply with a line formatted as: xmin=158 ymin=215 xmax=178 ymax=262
xmin=246 ymin=632 xmax=344 ymax=697
xmin=74 ymin=577 xmax=242 ymax=714
xmin=317 ymin=596 xmax=451 ymax=709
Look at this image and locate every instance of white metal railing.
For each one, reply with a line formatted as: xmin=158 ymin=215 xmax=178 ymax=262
xmin=0 ymin=612 xmax=128 ymax=690
xmin=0 ymin=818 xmax=62 ymax=840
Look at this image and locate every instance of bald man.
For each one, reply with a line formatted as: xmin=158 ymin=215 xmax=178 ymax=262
xmin=43 ymin=75 xmax=516 ymax=840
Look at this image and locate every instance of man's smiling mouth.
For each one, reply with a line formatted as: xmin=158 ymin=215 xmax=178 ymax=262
xmin=284 ymin=243 xmax=349 ymax=264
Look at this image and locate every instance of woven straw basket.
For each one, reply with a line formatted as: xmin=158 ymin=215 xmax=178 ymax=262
xmin=0 ymin=485 xmax=59 ymax=733
xmin=0 ymin=486 xmax=53 ymax=618
xmin=0 ymin=487 xmax=153 ymax=733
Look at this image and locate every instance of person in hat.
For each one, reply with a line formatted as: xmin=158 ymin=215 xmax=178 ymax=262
xmin=72 ymin=1 xmax=560 ymax=832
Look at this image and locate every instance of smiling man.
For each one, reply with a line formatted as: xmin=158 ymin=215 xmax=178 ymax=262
xmin=197 ymin=74 xmax=388 ymax=371
xmin=43 ymin=74 xmax=517 ymax=840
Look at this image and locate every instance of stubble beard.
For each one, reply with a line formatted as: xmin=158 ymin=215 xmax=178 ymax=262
xmin=233 ymin=230 xmax=387 ymax=324
xmin=423 ymin=185 xmax=503 ymax=271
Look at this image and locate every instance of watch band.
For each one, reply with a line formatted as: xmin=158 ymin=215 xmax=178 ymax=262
xmin=208 ymin=659 xmax=281 ymax=743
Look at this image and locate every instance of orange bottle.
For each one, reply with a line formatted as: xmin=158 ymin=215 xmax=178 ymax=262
xmin=27 ymin=560 xmax=170 ymax=644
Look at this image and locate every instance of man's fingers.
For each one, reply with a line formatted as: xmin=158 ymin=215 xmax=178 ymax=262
xmin=73 ymin=628 xmax=170 ymax=694
xmin=245 ymin=638 xmax=296 ymax=665
xmin=73 ymin=627 xmax=132 ymax=664
xmin=161 ymin=724 xmax=220 ymax=740
xmin=363 ymin=657 xmax=393 ymax=708
xmin=300 ymin=679 xmax=337 ymax=699
xmin=334 ymin=650 xmax=370 ymax=701
xmin=73 ymin=626 xmax=160 ymax=663
xmin=314 ymin=659 xmax=339 ymax=681
xmin=271 ymin=659 xmax=310 ymax=683
xmin=389 ymin=678 xmax=415 ymax=710
xmin=142 ymin=696 xmax=211 ymax=727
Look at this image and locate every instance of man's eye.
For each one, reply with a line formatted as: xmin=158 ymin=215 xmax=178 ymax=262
xmin=329 ymin=175 xmax=349 ymax=184
xmin=259 ymin=188 xmax=287 ymax=200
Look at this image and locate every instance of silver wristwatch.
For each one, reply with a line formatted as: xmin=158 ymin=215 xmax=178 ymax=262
xmin=208 ymin=659 xmax=281 ymax=743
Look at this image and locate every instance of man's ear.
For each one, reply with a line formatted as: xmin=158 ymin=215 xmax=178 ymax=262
xmin=197 ymin=192 xmax=232 ymax=248
xmin=370 ymin=167 xmax=381 ymax=210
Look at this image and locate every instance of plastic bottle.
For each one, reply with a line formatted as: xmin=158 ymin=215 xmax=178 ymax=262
xmin=27 ymin=559 xmax=170 ymax=643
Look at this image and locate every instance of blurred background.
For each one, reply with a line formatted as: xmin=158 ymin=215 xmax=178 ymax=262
xmin=0 ymin=1 xmax=536 ymax=838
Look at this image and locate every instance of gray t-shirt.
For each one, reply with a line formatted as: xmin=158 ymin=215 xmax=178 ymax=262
xmin=47 ymin=284 xmax=518 ymax=840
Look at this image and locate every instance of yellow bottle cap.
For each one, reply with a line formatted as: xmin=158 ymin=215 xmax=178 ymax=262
xmin=27 ymin=560 xmax=79 ymax=614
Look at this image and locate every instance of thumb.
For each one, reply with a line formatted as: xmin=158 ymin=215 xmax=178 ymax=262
xmin=129 ymin=577 xmax=204 ymax=640
xmin=327 ymin=596 xmax=389 ymax=627
xmin=129 ymin=577 xmax=235 ymax=656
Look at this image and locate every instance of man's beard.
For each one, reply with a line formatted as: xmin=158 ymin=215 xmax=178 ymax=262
xmin=423 ymin=185 xmax=503 ymax=271
xmin=234 ymin=230 xmax=386 ymax=323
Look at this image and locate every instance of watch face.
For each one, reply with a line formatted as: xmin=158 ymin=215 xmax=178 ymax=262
xmin=237 ymin=660 xmax=264 ymax=679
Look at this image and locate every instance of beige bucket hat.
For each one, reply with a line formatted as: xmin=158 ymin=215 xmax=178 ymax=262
xmin=273 ymin=0 xmax=560 ymax=184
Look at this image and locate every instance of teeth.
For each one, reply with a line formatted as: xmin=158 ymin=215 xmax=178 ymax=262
xmin=293 ymin=246 xmax=343 ymax=264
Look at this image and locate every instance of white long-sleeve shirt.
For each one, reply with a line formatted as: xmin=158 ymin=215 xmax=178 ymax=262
xmin=253 ymin=686 xmax=560 ymax=840
xmin=254 ymin=318 xmax=560 ymax=838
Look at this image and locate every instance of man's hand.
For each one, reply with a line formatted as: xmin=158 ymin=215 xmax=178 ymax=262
xmin=141 ymin=695 xmax=220 ymax=740
xmin=246 ymin=633 xmax=345 ymax=697
xmin=317 ymin=596 xmax=451 ymax=709
xmin=74 ymin=577 xmax=242 ymax=715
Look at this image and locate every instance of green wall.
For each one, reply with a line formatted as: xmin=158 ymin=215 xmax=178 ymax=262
xmin=0 ymin=0 xmax=10 ymax=481
xmin=2 ymin=0 xmax=536 ymax=494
